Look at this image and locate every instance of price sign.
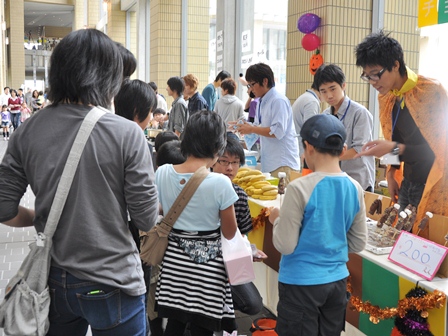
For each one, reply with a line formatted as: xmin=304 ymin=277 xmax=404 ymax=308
xmin=388 ymin=231 xmax=448 ymax=280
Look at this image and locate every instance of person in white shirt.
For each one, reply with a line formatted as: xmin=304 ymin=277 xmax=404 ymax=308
xmin=0 ymin=87 xmax=11 ymax=107
xmin=149 ymin=82 xmax=168 ymax=112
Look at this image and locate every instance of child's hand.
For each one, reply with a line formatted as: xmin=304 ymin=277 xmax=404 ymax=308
xmin=268 ymin=207 xmax=280 ymax=223
xmin=253 ymin=249 xmax=267 ymax=262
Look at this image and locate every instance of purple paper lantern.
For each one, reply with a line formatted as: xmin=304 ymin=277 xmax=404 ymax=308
xmin=297 ymin=13 xmax=321 ymax=34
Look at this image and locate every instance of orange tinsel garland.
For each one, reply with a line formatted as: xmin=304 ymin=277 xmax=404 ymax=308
xmin=347 ymin=279 xmax=446 ymax=324
xmin=252 ymin=207 xmax=271 ymax=230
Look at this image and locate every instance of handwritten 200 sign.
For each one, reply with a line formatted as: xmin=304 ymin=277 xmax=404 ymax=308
xmin=388 ymin=231 xmax=448 ymax=281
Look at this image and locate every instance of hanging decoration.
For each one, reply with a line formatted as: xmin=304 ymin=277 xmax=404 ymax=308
xmin=301 ymin=33 xmax=320 ymax=51
xmin=347 ymin=279 xmax=446 ymax=328
xmin=392 ymin=287 xmax=435 ymax=336
xmin=309 ymin=49 xmax=324 ymax=75
xmin=252 ymin=207 xmax=271 ymax=231
xmin=297 ymin=13 xmax=321 ymax=34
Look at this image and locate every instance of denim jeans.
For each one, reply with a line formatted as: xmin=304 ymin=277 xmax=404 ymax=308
xmin=398 ymin=178 xmax=425 ymax=212
xmin=47 ymin=266 xmax=147 ymax=336
xmin=10 ymin=112 xmax=21 ymax=130
xmin=231 ymin=282 xmax=263 ymax=315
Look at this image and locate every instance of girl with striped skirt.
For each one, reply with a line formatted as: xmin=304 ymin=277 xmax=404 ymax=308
xmin=155 ymin=110 xmax=238 ymax=336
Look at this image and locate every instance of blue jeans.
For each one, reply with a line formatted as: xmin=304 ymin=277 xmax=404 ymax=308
xmin=10 ymin=112 xmax=21 ymax=130
xmin=47 ymin=267 xmax=147 ymax=336
xmin=231 ymin=282 xmax=263 ymax=315
xmin=398 ymin=178 xmax=425 ymax=213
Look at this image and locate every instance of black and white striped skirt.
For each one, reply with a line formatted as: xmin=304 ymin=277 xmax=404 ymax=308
xmin=155 ymin=229 xmax=237 ymax=333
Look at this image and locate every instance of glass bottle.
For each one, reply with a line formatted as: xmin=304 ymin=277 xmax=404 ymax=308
xmin=277 ymin=172 xmax=286 ymax=195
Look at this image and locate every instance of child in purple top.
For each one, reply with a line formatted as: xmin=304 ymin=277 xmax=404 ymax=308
xmin=1 ymin=104 xmax=10 ymax=140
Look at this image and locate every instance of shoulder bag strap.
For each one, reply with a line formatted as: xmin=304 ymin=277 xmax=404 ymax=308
xmin=42 ymin=107 xmax=106 ymax=241
xmin=162 ymin=166 xmax=209 ymax=228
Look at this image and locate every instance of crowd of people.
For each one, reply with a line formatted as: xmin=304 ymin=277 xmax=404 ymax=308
xmin=0 ymin=86 xmax=46 ymax=140
xmin=0 ymin=26 xmax=447 ymax=336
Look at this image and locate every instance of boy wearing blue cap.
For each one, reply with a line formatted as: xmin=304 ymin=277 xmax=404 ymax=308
xmin=269 ymin=114 xmax=367 ymax=336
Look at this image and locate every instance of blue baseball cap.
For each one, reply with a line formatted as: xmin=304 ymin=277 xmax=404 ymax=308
xmin=300 ymin=114 xmax=346 ymax=151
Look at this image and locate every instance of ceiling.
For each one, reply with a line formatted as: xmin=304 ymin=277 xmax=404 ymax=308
xmin=24 ymin=2 xmax=74 ymax=29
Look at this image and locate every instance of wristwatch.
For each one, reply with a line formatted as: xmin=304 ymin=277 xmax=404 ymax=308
xmin=391 ymin=142 xmax=400 ymax=155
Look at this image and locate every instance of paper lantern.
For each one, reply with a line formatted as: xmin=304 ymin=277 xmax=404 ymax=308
xmin=297 ymin=13 xmax=321 ymax=34
xmin=301 ymin=34 xmax=320 ymax=51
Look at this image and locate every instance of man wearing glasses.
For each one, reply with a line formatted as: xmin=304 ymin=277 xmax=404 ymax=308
xmin=236 ymin=63 xmax=300 ymax=184
xmin=355 ymin=30 xmax=448 ymax=238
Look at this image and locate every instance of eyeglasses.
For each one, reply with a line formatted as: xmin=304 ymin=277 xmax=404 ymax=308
xmin=217 ymin=159 xmax=240 ymax=167
xmin=247 ymin=82 xmax=257 ymax=88
xmin=360 ymin=68 xmax=386 ymax=82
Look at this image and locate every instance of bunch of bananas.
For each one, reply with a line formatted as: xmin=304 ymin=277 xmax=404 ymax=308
xmin=232 ymin=167 xmax=278 ymax=200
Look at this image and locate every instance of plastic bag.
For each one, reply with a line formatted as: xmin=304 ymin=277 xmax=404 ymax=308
xmin=221 ymin=231 xmax=255 ymax=285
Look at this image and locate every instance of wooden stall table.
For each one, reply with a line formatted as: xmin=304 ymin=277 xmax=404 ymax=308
xmin=247 ymin=193 xmax=448 ymax=336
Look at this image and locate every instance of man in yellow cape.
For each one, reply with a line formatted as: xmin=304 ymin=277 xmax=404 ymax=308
xmin=355 ymin=31 xmax=448 ymax=238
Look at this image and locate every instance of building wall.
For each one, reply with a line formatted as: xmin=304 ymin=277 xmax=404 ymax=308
xmin=186 ymin=0 xmax=209 ymax=92
xmin=6 ymin=0 xmax=25 ymax=89
xmin=45 ymin=26 xmax=72 ymax=38
xmin=108 ymin=0 xmax=126 ymax=44
xmin=0 ymin=0 xmax=420 ymax=106
xmin=287 ymin=0 xmax=419 ymax=111
xmin=150 ymin=0 xmax=209 ymax=109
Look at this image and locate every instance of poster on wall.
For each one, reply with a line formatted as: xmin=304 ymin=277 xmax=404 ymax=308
xmin=242 ymin=30 xmax=251 ymax=53
xmin=241 ymin=54 xmax=254 ymax=69
xmin=217 ymin=30 xmax=223 ymax=52
xmin=217 ymin=53 xmax=223 ymax=72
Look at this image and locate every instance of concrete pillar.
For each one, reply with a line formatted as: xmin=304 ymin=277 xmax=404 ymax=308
xmin=7 ymin=0 xmax=25 ymax=88
xmin=137 ymin=0 xmax=149 ymax=81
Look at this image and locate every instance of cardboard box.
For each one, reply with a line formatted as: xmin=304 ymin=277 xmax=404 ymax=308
xmin=290 ymin=171 xmax=301 ymax=182
xmin=375 ymin=167 xmax=387 ymax=188
xmin=428 ymin=214 xmax=448 ymax=278
xmin=364 ymin=191 xmax=392 ymax=221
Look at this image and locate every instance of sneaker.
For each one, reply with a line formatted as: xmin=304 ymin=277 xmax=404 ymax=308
xmin=6 ymin=137 xmax=9 ymax=140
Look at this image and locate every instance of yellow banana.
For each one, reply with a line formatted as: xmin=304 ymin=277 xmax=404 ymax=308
xmin=239 ymin=176 xmax=253 ymax=183
xmin=260 ymin=195 xmax=277 ymax=200
xmin=261 ymin=185 xmax=278 ymax=192
xmin=251 ymin=194 xmax=261 ymax=199
xmin=252 ymin=189 xmax=263 ymax=195
xmin=243 ymin=170 xmax=263 ymax=177
xmin=238 ymin=167 xmax=251 ymax=173
xmin=253 ymin=181 xmax=271 ymax=188
xmin=250 ymin=175 xmax=266 ymax=183
xmin=262 ymin=189 xmax=278 ymax=196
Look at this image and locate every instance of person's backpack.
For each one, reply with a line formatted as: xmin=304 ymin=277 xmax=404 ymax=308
xmin=250 ymin=317 xmax=278 ymax=335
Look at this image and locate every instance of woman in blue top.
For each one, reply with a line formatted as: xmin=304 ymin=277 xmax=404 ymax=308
xmin=155 ymin=110 xmax=238 ymax=336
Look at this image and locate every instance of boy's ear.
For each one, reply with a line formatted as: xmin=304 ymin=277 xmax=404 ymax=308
xmin=341 ymin=82 xmax=347 ymax=91
xmin=339 ymin=143 xmax=348 ymax=158
xmin=304 ymin=140 xmax=314 ymax=153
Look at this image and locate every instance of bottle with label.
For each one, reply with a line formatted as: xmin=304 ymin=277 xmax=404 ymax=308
xmin=277 ymin=172 xmax=286 ymax=195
